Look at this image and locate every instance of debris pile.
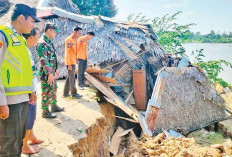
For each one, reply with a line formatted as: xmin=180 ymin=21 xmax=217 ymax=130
xmin=124 ymin=132 xmax=230 ymax=157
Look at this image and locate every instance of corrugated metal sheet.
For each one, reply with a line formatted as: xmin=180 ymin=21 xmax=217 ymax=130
xmin=145 ymin=70 xmax=168 ymax=132
xmin=37 ymin=7 xmax=95 ymax=24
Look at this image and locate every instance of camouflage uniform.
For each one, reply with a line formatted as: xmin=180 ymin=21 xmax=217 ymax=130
xmin=36 ymin=34 xmax=58 ymax=110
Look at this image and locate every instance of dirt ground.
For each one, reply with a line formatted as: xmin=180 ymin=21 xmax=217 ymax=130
xmin=21 ymin=80 xmax=107 ymax=157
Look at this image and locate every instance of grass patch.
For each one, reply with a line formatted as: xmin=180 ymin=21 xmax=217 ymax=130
xmin=206 ymin=132 xmax=225 ymax=144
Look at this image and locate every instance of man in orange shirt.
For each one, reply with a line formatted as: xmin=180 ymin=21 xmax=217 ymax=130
xmin=77 ymin=31 xmax=95 ymax=90
xmin=63 ymin=26 xmax=83 ymax=98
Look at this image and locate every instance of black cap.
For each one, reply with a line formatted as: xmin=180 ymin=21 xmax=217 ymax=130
xmin=13 ymin=4 xmax=41 ymax=22
xmin=45 ymin=23 xmax=59 ymax=32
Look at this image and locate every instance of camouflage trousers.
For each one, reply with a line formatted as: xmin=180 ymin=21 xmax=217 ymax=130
xmin=41 ymin=80 xmax=58 ymax=110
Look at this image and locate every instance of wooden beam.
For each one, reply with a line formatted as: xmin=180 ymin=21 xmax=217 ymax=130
xmin=76 ymin=67 xmax=110 ymax=74
xmin=109 ymin=127 xmax=124 ymax=155
xmin=92 ymin=74 xmax=117 ymax=84
xmin=107 ymin=83 xmax=130 ymax=87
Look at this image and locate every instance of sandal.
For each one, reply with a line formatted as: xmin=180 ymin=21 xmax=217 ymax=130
xmin=29 ymin=139 xmax=44 ymax=145
xmin=22 ymin=146 xmax=39 ymax=154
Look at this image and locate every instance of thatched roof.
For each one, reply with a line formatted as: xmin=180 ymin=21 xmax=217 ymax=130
xmin=146 ymin=67 xmax=227 ymax=134
xmin=0 ymin=0 xmax=166 ymax=101
xmin=30 ymin=5 xmax=166 ymax=82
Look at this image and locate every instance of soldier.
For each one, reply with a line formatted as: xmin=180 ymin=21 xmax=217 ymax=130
xmin=0 ymin=4 xmax=40 ymax=156
xmin=37 ymin=23 xmax=64 ymax=118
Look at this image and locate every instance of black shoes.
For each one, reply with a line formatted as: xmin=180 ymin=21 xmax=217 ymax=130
xmin=79 ymin=83 xmax=89 ymax=90
xmin=82 ymin=83 xmax=89 ymax=87
xmin=63 ymin=94 xmax=71 ymax=98
xmin=72 ymin=93 xmax=83 ymax=99
xmin=42 ymin=108 xmax=57 ymax=118
xmin=42 ymin=105 xmax=64 ymax=118
xmin=51 ymin=104 xmax=64 ymax=113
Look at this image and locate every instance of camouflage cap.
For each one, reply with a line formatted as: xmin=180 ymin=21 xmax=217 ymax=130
xmin=45 ymin=23 xmax=59 ymax=32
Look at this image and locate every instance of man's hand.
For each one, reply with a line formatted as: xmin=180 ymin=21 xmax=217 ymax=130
xmin=55 ymin=70 xmax=60 ymax=78
xmin=48 ymin=73 xmax=54 ymax=86
xmin=29 ymin=92 xmax=37 ymax=105
xmin=0 ymin=105 xmax=9 ymax=120
xmin=68 ymin=65 xmax=72 ymax=71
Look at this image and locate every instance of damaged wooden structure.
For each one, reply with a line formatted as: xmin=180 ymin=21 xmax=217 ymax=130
xmin=1 ymin=0 xmax=227 ymax=136
xmin=35 ymin=0 xmax=227 ymax=135
xmin=146 ymin=67 xmax=227 ymax=134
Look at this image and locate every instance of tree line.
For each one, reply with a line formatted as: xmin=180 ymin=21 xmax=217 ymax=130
xmin=187 ymin=31 xmax=232 ymax=43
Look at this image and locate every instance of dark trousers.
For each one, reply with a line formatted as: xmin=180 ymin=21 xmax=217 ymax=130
xmin=0 ymin=101 xmax=29 ymax=157
xmin=78 ymin=59 xmax=87 ymax=86
xmin=63 ymin=65 xmax=77 ymax=96
xmin=27 ymin=103 xmax=36 ymax=130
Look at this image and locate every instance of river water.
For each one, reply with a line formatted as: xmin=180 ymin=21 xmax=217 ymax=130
xmin=183 ymin=43 xmax=232 ymax=84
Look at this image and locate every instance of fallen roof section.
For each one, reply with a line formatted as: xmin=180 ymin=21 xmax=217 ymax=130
xmin=146 ymin=67 xmax=227 ymax=134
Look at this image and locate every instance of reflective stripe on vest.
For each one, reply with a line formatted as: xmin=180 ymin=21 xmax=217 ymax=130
xmin=4 ymin=85 xmax=33 ymax=93
xmin=0 ymin=25 xmax=33 ymax=95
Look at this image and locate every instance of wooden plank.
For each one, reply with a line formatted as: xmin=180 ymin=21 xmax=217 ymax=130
xmin=133 ymin=70 xmax=147 ymax=110
xmin=107 ymin=83 xmax=130 ymax=87
xmin=87 ymin=68 xmax=110 ymax=74
xmin=109 ymin=127 xmax=124 ymax=155
xmin=125 ymin=90 xmax=133 ymax=104
xmin=85 ymin=73 xmax=139 ymax=122
xmin=92 ymin=74 xmax=117 ymax=84
xmin=76 ymin=67 xmax=110 ymax=74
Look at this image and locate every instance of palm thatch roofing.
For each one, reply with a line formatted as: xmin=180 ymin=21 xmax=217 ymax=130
xmin=31 ymin=0 xmax=167 ymax=84
xmin=146 ymin=67 xmax=227 ymax=134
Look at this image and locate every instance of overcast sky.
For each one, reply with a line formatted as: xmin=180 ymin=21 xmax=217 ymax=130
xmin=114 ymin=0 xmax=232 ymax=34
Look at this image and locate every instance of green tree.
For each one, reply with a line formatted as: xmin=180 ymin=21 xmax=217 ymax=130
xmin=127 ymin=12 xmax=195 ymax=53
xmin=72 ymin=0 xmax=117 ymax=17
xmin=192 ymin=49 xmax=232 ymax=88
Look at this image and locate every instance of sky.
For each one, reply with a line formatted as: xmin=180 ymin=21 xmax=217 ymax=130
xmin=114 ymin=0 xmax=232 ymax=34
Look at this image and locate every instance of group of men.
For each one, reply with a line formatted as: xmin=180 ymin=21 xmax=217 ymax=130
xmin=0 ymin=3 xmax=94 ymax=156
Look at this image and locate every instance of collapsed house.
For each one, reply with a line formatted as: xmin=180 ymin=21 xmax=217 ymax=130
xmin=0 ymin=0 xmax=227 ymax=136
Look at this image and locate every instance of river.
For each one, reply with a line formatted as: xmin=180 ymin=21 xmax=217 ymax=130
xmin=183 ymin=43 xmax=232 ymax=85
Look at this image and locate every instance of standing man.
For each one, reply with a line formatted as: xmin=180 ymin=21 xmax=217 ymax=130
xmin=63 ymin=26 xmax=83 ymax=98
xmin=22 ymin=28 xmax=44 ymax=154
xmin=77 ymin=31 xmax=95 ymax=90
xmin=37 ymin=23 xmax=64 ymax=118
xmin=0 ymin=4 xmax=40 ymax=156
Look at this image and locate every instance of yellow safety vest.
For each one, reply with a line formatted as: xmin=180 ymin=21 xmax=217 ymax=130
xmin=0 ymin=25 xmax=33 ymax=96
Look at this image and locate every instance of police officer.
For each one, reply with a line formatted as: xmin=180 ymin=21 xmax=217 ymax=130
xmin=0 ymin=4 xmax=40 ymax=156
xmin=37 ymin=23 xmax=64 ymax=118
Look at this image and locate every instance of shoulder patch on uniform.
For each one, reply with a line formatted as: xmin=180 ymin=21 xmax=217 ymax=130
xmin=10 ymin=34 xmax=21 ymax=46
xmin=68 ymin=42 xmax=72 ymax=48
xmin=0 ymin=41 xmax=3 ymax=49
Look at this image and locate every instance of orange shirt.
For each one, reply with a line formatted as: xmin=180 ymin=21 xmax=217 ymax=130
xmin=77 ymin=35 xmax=88 ymax=60
xmin=65 ymin=35 xmax=78 ymax=65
